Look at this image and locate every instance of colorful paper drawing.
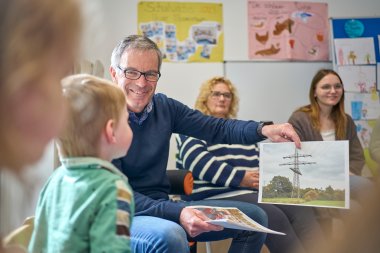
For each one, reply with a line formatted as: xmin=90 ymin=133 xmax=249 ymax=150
xmin=259 ymin=141 xmax=349 ymax=209
xmin=344 ymin=19 xmax=365 ymax=38
xmin=138 ymin=2 xmax=223 ymax=63
xmin=247 ymin=1 xmax=329 ymax=61
xmin=355 ymin=120 xmax=375 ymax=148
xmin=345 ymin=92 xmax=380 ymax=120
xmin=338 ymin=65 xmax=377 ymax=93
xmin=334 ymin=37 xmax=376 ymax=65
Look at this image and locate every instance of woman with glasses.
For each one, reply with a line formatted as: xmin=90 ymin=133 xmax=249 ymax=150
xmin=288 ymin=69 xmax=372 ymax=221
xmin=176 ymin=76 xmax=325 ymax=253
xmin=288 ymin=69 xmax=364 ymax=174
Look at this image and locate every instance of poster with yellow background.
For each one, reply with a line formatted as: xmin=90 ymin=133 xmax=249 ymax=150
xmin=138 ymin=1 xmax=223 ymax=62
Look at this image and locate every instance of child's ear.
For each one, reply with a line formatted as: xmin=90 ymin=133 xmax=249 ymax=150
xmin=104 ymin=119 xmax=117 ymax=144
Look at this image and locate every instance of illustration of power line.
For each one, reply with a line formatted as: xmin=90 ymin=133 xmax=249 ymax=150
xmin=279 ymin=148 xmax=316 ymax=198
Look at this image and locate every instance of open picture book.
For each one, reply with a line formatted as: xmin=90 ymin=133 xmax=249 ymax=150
xmin=191 ymin=205 xmax=285 ymax=235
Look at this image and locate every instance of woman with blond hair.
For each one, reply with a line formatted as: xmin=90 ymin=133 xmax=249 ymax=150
xmin=176 ymin=76 xmax=325 ymax=253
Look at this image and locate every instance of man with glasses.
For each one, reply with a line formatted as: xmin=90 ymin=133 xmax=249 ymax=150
xmin=110 ymin=35 xmax=301 ymax=253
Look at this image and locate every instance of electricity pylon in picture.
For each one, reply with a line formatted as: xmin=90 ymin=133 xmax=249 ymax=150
xmin=279 ymin=148 xmax=316 ymax=198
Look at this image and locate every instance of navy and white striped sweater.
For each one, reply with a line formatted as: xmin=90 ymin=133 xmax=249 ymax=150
xmin=176 ymin=134 xmax=259 ymax=201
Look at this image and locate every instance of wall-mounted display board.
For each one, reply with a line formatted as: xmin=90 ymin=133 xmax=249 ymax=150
xmin=331 ymin=17 xmax=380 ymax=175
xmin=331 ymin=17 xmax=380 ymax=63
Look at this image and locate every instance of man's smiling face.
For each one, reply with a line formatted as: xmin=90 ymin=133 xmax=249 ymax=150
xmin=113 ymin=49 xmax=159 ymax=113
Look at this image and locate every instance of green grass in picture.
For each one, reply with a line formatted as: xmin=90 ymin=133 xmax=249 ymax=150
xmin=303 ymin=200 xmax=345 ymax=207
xmin=262 ymin=198 xmax=345 ymax=207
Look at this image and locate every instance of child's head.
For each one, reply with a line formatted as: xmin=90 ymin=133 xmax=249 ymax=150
xmin=0 ymin=0 xmax=81 ymax=170
xmin=58 ymin=74 xmax=133 ymax=161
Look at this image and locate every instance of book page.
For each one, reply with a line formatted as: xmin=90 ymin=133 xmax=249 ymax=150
xmin=190 ymin=205 xmax=285 ymax=235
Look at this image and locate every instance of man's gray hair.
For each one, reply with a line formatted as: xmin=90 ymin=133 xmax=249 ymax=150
xmin=111 ymin=35 xmax=163 ymax=71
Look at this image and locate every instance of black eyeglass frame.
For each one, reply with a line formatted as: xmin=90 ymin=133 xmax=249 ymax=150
xmin=117 ymin=66 xmax=161 ymax=82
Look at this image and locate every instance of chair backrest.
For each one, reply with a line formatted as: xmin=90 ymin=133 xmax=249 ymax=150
xmin=3 ymin=216 xmax=34 ymax=250
xmin=167 ymin=170 xmax=194 ymax=196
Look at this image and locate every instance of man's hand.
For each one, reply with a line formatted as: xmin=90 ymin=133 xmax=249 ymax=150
xmin=179 ymin=207 xmax=223 ymax=238
xmin=239 ymin=170 xmax=259 ymax=189
xmin=261 ymin=123 xmax=301 ymax=148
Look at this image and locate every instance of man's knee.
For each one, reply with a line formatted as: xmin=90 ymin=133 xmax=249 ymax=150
xmin=243 ymin=205 xmax=268 ymax=227
xmin=131 ymin=217 xmax=189 ymax=253
xmin=155 ymin=222 xmax=188 ymax=246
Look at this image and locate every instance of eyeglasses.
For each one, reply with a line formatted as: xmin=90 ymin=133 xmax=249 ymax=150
xmin=117 ymin=66 xmax=161 ymax=82
xmin=210 ymin=91 xmax=232 ymax=100
xmin=320 ymin=83 xmax=343 ymax=91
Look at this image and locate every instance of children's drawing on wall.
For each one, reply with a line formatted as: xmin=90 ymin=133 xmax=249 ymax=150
xmin=334 ymin=37 xmax=376 ymax=65
xmin=200 ymin=44 xmax=211 ymax=59
xmin=185 ymin=39 xmax=196 ymax=54
xmin=338 ymin=65 xmax=377 ymax=93
xmin=192 ymin=25 xmax=217 ymax=45
xmin=247 ymin=0 xmax=329 ymax=61
xmin=141 ymin=21 xmax=164 ymax=38
xmin=356 ymin=121 xmax=373 ymax=148
xmin=139 ymin=21 xmax=221 ymax=62
xmin=165 ymin=24 xmax=176 ymax=38
xmin=345 ymin=92 xmax=380 ymax=120
xmin=165 ymin=38 xmax=177 ymax=60
xmin=138 ymin=2 xmax=223 ymax=62
xmin=255 ymin=44 xmax=281 ymax=56
xmin=344 ymin=19 xmax=365 ymax=38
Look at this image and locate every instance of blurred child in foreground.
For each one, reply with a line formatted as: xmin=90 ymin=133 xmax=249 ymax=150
xmin=0 ymin=0 xmax=81 ymax=171
xmin=0 ymin=0 xmax=81 ymax=251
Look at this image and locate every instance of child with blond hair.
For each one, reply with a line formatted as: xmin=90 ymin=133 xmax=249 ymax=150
xmin=29 ymin=74 xmax=134 ymax=253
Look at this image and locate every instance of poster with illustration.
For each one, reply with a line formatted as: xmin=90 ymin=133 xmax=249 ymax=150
xmin=247 ymin=0 xmax=329 ymax=60
xmin=138 ymin=2 xmax=223 ymax=62
xmin=334 ymin=37 xmax=376 ymax=65
xmin=338 ymin=65 xmax=377 ymax=93
xmin=345 ymin=92 xmax=380 ymax=120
